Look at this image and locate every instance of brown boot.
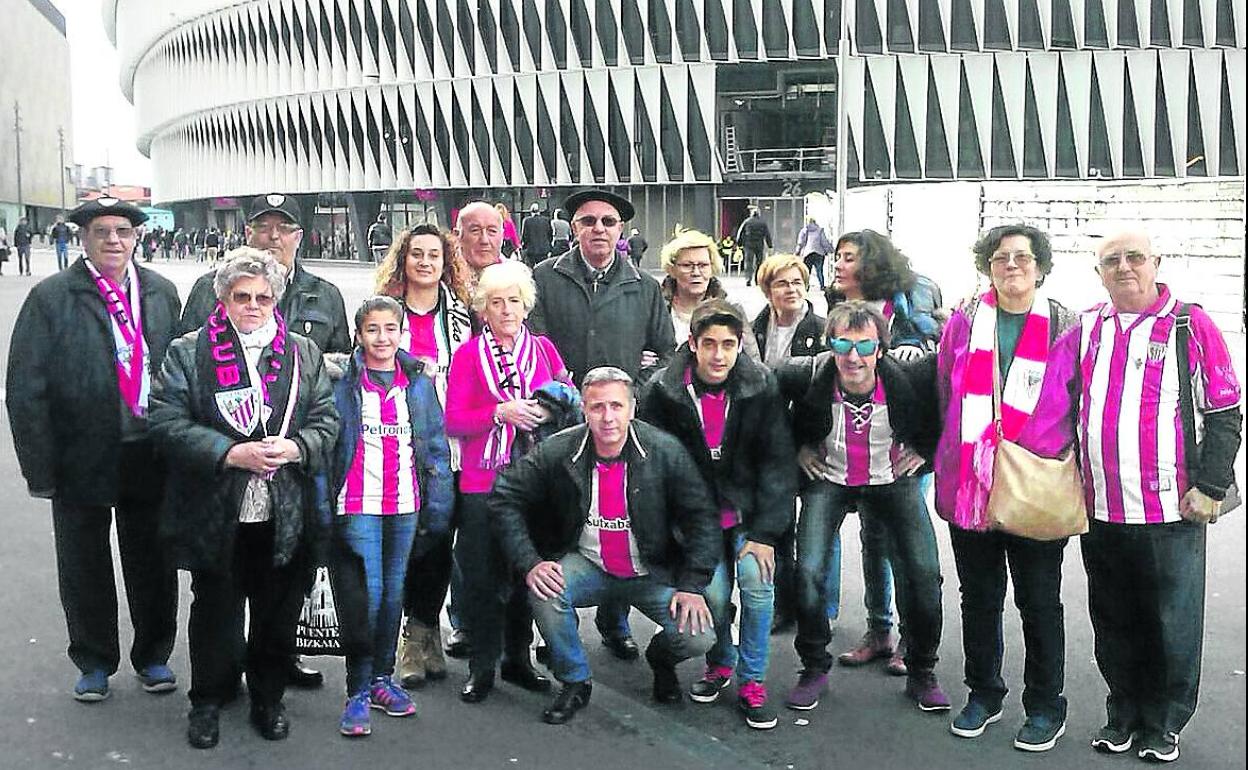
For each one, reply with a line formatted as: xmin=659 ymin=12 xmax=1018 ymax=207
xmin=398 ymin=619 xmax=428 ymax=688
xmin=837 ymin=628 xmax=896 ymax=667
xmin=421 ymin=623 xmax=447 ymax=680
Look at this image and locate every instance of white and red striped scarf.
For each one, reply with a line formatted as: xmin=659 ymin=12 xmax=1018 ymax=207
xmin=954 ymin=289 xmax=1051 ymax=529
xmin=477 ymin=323 xmax=538 ymax=468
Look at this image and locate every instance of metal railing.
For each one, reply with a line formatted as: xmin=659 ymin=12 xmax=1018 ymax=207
xmin=726 ymin=146 xmax=836 ymax=177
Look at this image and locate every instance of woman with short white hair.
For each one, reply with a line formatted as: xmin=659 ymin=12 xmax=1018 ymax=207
xmin=444 ymin=260 xmax=569 ymax=703
xmin=150 ymin=247 xmax=338 ymax=750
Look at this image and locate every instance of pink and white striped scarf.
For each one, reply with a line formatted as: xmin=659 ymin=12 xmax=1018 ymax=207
xmin=954 ymin=289 xmax=1051 ymax=529
xmin=476 ymin=323 xmax=538 ymax=468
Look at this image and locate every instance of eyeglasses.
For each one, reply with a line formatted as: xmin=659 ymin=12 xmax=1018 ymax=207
xmin=230 ymin=290 xmax=276 ymax=307
xmin=88 ymin=225 xmax=137 ymax=240
xmin=251 ymin=222 xmax=301 ymax=236
xmin=1097 ymin=250 xmax=1151 ymax=269
xmin=989 ymin=251 xmax=1035 ymax=267
xmin=462 ymin=225 xmax=501 ymax=238
xmin=574 ymin=215 xmax=621 ymax=229
xmin=674 ymin=261 xmax=713 ymax=274
xmin=770 ymin=279 xmax=806 ymax=290
xmin=829 ymin=337 xmax=880 ymax=356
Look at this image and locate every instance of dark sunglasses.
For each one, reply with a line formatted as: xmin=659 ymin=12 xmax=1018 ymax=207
xmin=574 ymin=214 xmax=621 ymax=228
xmin=230 ymin=290 xmax=276 ymax=307
xmin=828 ymin=337 xmax=880 ymax=356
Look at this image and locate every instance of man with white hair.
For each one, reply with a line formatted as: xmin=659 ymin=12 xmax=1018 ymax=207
xmin=1020 ymin=229 xmax=1242 ymax=763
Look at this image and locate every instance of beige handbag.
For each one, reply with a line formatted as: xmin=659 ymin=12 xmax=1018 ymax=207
xmin=984 ymin=336 xmax=1088 ymax=541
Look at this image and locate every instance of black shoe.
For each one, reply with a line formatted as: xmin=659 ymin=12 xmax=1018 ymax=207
xmin=645 ymin=644 xmax=682 ymax=704
xmin=459 ymin=673 xmax=494 ymax=703
xmin=501 ymin=662 xmax=552 ymax=693
xmin=601 ymin=635 xmax=640 ymax=661
xmin=542 ymin=681 xmax=593 ymax=725
xmin=535 ymin=645 xmax=551 ymax=666
xmin=187 ymin=705 xmax=220 ymax=749
xmin=445 ymin=629 xmax=470 ymax=660
xmin=249 ymin=702 xmax=291 ymax=741
xmin=286 ymin=656 xmax=323 ymax=689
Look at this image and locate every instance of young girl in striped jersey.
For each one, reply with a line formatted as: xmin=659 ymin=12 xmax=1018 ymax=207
xmin=326 ymin=296 xmax=454 ymax=737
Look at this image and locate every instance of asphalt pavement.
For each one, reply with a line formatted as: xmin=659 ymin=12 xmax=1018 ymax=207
xmin=0 ymin=246 xmax=1243 ymax=769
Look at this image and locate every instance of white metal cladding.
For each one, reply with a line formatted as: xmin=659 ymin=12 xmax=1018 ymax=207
xmin=110 ymin=0 xmax=1246 ymax=202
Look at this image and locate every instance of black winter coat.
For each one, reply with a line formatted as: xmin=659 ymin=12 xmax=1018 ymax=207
xmin=752 ymin=302 xmax=826 ymax=362
xmin=148 ymin=331 xmax=339 ymax=573
xmin=775 ymin=352 xmax=941 ymax=475
xmin=528 ymin=247 xmax=675 ymax=385
xmin=6 ymin=258 xmax=182 ymax=504
xmin=489 ymin=421 xmax=721 ymax=594
xmin=638 ymin=348 xmax=797 ymax=546
xmin=180 ymin=262 xmax=351 ymax=355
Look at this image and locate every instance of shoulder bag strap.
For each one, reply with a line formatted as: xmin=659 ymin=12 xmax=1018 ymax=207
xmin=1172 ymin=304 xmax=1199 ymax=481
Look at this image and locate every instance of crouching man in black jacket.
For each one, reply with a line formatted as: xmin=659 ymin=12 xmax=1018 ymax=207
xmin=489 ymin=366 xmax=721 ymax=725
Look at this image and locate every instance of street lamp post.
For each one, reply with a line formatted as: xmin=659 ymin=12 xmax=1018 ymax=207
xmin=834 ymin=0 xmax=849 ymax=239
xmin=13 ymin=102 xmax=24 ymax=213
xmin=57 ymin=126 xmax=67 ymax=214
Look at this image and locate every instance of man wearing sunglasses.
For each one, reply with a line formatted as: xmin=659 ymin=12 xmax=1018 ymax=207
xmin=528 ymin=189 xmax=677 ymax=661
xmin=1018 ymin=229 xmax=1241 ymax=763
xmin=7 ymin=197 xmax=183 ymax=702
xmin=774 ymin=301 xmax=948 ymax=715
xmin=180 ymin=194 xmax=352 ymax=690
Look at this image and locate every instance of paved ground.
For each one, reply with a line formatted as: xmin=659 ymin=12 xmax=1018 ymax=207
xmin=0 ymin=247 xmax=1243 ymax=769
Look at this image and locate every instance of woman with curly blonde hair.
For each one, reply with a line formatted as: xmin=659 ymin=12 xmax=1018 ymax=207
xmin=659 ymin=227 xmax=759 ymax=359
xmin=373 ymin=223 xmax=474 ymax=688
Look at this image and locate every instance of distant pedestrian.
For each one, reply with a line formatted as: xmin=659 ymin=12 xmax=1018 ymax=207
xmin=496 ymin=203 xmax=520 ymax=259
xmin=367 ymin=214 xmax=393 ymax=264
xmin=736 ymin=208 xmax=772 ymax=286
xmin=795 ymin=217 xmax=831 ymax=291
xmin=52 ymin=216 xmax=72 ymax=271
xmin=549 ymin=209 xmax=572 ymax=257
xmin=0 ymin=225 xmax=9 ymax=275
xmin=627 ymin=228 xmax=649 ymax=267
xmin=519 ymin=203 xmax=552 ymax=267
xmin=13 ymin=217 xmax=33 ymax=275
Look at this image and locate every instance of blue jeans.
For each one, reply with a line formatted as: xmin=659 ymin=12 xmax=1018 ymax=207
xmin=55 ymin=241 xmax=68 ymax=270
xmin=704 ymin=530 xmax=774 ymax=682
xmin=338 ymin=513 xmax=419 ymax=694
xmin=794 ymin=478 xmax=942 ymax=674
xmin=530 ymin=553 xmax=716 ymax=684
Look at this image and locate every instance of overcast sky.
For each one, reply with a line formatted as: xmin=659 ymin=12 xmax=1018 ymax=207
xmin=56 ymin=0 xmax=153 ymax=185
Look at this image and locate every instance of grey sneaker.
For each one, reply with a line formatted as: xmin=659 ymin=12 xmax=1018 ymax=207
xmin=1013 ymin=713 xmax=1066 ymax=752
xmin=950 ymin=700 xmax=1003 ymax=738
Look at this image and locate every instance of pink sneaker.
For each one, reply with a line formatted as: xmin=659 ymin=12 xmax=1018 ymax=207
xmin=905 ymin=672 xmax=951 ymax=712
xmin=688 ymin=664 xmax=734 ymax=703
xmin=738 ymin=681 xmax=778 ymax=729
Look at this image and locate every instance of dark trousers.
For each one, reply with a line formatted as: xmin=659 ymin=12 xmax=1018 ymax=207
xmin=50 ymin=443 xmax=176 ymax=676
xmin=743 ymin=246 xmax=765 ymax=284
xmin=772 ymin=522 xmax=798 ymax=623
xmin=1081 ymin=519 xmax=1206 ymax=736
xmin=17 ymin=244 xmax=31 ymax=274
xmin=794 ymin=478 xmax=943 ymax=674
xmin=403 ymin=531 xmax=454 ymax=627
xmin=455 ymin=493 xmax=534 ymax=676
xmin=188 ymin=523 xmax=311 ymax=708
xmin=949 ymin=526 xmax=1068 ymax=719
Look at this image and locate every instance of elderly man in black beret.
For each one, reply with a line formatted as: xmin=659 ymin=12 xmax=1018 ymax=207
xmin=6 ymin=197 xmax=183 ymax=702
xmin=527 ymin=189 xmax=676 ymax=661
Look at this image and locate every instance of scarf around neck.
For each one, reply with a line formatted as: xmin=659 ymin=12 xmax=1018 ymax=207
xmin=954 ymin=288 xmax=1052 ymax=530
xmin=85 ymin=259 xmax=149 ymax=417
xmin=198 ymin=302 xmax=299 ymax=441
xmin=476 ymin=323 xmax=539 ymax=468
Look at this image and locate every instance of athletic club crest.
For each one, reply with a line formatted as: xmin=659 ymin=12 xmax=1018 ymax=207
xmin=266 ymin=193 xmax=286 ymax=206
xmin=215 ymin=386 xmax=261 ymax=436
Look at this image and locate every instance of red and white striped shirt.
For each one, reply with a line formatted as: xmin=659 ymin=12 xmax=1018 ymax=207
xmin=577 ymin=460 xmax=647 ymax=578
xmin=337 ymin=368 xmax=421 ymax=516
xmin=822 ymin=379 xmax=902 ymax=486
xmin=1078 ymin=289 xmax=1241 ymax=524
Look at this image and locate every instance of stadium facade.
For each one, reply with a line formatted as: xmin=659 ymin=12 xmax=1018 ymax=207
xmin=107 ymin=0 xmax=1246 ymax=257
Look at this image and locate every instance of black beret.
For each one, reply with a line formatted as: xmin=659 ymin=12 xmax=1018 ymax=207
xmin=561 ymin=189 xmax=635 ymax=222
xmin=247 ymin=193 xmax=301 ymax=224
xmin=68 ymin=197 xmax=147 ymax=228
